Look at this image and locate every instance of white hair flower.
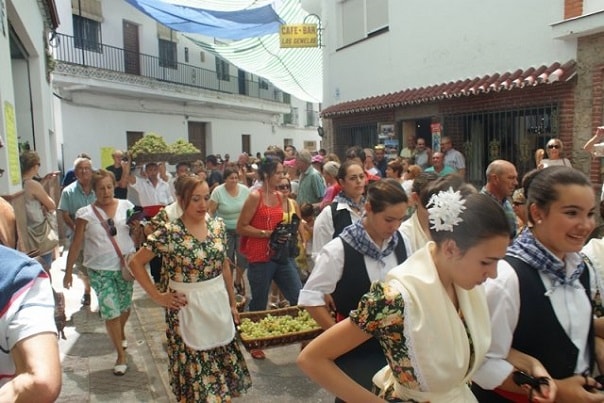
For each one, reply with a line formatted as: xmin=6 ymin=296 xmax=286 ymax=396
xmin=427 ymin=187 xmax=466 ymax=232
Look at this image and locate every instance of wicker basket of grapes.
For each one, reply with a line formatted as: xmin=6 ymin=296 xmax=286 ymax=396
xmin=237 ymin=306 xmax=322 ymax=350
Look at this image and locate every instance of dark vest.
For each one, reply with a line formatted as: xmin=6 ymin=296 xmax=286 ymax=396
xmin=332 ymin=231 xmax=407 ymax=318
xmin=508 ymin=256 xmax=595 ymax=379
xmin=330 ymin=202 xmax=353 ymax=239
xmin=331 ymin=231 xmax=408 ymax=398
xmin=472 ymin=257 xmax=595 ymax=402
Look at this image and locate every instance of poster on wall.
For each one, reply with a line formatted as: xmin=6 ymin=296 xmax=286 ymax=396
xmin=4 ymin=102 xmax=21 ymax=185
xmin=431 ymin=122 xmax=442 ymax=152
xmin=378 ymin=123 xmax=398 ymax=160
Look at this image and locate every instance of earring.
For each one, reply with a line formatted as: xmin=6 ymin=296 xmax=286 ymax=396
xmin=536 ymin=219 xmax=542 ymax=224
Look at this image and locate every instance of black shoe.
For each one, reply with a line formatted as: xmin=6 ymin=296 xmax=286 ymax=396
xmin=81 ymin=293 xmax=91 ymax=306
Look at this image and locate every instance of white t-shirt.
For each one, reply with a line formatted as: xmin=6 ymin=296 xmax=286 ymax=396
xmin=76 ymin=200 xmax=136 ymax=271
xmin=0 ymin=251 xmax=56 ymax=388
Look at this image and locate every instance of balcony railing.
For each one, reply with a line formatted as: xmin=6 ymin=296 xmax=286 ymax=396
xmin=53 ymin=33 xmax=287 ymax=103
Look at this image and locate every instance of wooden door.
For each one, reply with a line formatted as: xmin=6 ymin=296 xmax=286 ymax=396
xmin=123 ymin=20 xmax=140 ymax=75
xmin=188 ymin=122 xmax=207 ymax=158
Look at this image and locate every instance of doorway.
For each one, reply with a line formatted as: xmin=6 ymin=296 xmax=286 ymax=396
xmin=123 ymin=20 xmax=140 ymax=75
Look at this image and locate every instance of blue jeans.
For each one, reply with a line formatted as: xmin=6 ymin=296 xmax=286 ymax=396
xmin=247 ymin=259 xmax=302 ymax=311
xmin=226 ymin=229 xmax=248 ymax=269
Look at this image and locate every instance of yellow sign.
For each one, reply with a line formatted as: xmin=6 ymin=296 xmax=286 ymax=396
xmin=101 ymin=147 xmax=114 ymax=169
xmin=279 ymin=24 xmax=318 ymax=48
xmin=4 ymin=102 xmax=21 ymax=185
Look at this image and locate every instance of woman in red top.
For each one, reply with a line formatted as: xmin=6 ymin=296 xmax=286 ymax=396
xmin=237 ymin=156 xmax=302 ymax=314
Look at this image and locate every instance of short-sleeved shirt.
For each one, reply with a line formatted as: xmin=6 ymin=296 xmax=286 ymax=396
xmin=444 ymin=148 xmax=466 ymax=172
xmin=58 ymin=181 xmax=96 ymax=219
xmin=129 ymin=177 xmax=173 ymax=207
xmin=76 ymin=200 xmax=136 ymax=270
xmin=297 ymin=166 xmax=325 ymax=206
xmin=0 ymin=246 xmax=56 ymax=388
xmin=424 ymin=165 xmax=456 ymax=177
xmin=210 ymin=183 xmax=250 ymax=230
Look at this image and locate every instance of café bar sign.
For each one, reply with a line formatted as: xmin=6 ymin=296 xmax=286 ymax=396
xmin=280 ymin=24 xmax=318 ymax=48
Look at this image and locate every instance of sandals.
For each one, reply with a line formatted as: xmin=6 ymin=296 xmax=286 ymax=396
xmin=250 ymin=349 xmax=265 ymax=360
xmin=113 ymin=363 xmax=128 ymax=376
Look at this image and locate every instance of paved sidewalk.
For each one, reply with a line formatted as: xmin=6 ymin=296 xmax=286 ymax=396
xmin=51 ymin=252 xmax=332 ymax=402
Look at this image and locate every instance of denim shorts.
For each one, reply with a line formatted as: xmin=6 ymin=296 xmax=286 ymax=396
xmin=88 ymin=269 xmax=133 ymax=320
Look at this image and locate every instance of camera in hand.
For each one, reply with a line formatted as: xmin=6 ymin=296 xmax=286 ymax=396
xmin=512 ymin=370 xmax=549 ymax=390
xmin=269 ymin=214 xmax=300 ymax=264
xmin=584 ymin=375 xmax=604 ymax=392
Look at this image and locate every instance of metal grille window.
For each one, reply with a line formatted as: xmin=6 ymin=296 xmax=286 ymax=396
xmin=158 ymin=39 xmax=177 ymax=69
xmin=306 ymin=102 xmax=316 ymax=126
xmin=216 ymin=58 xmax=230 ymax=81
xmin=73 ymin=15 xmax=101 ymax=52
xmin=335 ymin=123 xmax=377 ymax=155
xmin=444 ymin=104 xmax=559 ymax=186
xmin=283 ymin=107 xmax=299 ymax=125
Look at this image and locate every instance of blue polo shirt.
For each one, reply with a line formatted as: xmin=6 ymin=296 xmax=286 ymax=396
xmin=58 ymin=181 xmax=96 ymax=219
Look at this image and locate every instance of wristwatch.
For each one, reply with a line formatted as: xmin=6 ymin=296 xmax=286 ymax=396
xmin=260 ymin=230 xmax=266 ymax=238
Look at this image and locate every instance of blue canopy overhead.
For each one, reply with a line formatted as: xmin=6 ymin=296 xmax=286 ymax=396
xmin=125 ymin=0 xmax=284 ymax=40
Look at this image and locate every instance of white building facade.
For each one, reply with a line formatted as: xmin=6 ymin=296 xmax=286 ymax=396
xmin=313 ymin=0 xmax=604 ymax=188
xmin=52 ymin=0 xmax=322 ymax=171
xmin=0 ymin=0 xmax=59 ymax=195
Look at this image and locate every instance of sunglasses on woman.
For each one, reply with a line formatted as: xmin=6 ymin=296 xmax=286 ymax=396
xmin=107 ymin=218 xmax=117 ymax=236
xmin=547 ymin=144 xmax=560 ymax=149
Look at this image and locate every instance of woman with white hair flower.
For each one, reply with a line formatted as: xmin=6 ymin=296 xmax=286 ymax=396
xmin=298 ymin=176 xmax=551 ymax=402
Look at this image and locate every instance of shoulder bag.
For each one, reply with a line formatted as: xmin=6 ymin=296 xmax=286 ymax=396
xmin=91 ymin=204 xmax=135 ymax=282
xmin=27 ymin=211 xmax=59 ymax=256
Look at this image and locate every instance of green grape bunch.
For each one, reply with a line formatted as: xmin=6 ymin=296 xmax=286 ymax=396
xmin=129 ymin=133 xmax=169 ymax=157
xmin=169 ymin=139 xmax=200 ymax=154
xmin=238 ymin=309 xmax=320 ymax=340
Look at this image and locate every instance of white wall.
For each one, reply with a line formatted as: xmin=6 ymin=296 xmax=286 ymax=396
xmin=59 ymin=100 xmax=321 ymax=167
xmin=54 ymin=0 xmax=321 ymax=166
xmin=585 ymin=0 xmax=604 ymax=14
xmin=0 ymin=0 xmax=56 ymax=194
xmin=322 ymin=0 xmax=577 ymax=106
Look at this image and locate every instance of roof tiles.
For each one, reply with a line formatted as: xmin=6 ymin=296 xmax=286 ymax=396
xmin=321 ymin=61 xmax=576 ymax=118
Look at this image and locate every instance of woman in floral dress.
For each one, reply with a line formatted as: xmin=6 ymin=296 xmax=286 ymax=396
xmin=298 ymin=177 xmax=554 ymax=402
xmin=130 ymin=175 xmax=251 ymax=402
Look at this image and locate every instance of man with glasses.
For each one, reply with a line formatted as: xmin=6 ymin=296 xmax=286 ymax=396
xmin=440 ymin=136 xmax=466 ymax=177
xmin=58 ymin=156 xmax=96 ymax=306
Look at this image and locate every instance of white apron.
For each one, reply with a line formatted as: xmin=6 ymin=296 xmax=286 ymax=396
xmin=169 ymin=275 xmax=235 ymax=351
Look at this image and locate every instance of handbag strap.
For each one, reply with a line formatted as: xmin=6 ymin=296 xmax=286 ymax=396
xmin=91 ymin=204 xmax=126 ymax=267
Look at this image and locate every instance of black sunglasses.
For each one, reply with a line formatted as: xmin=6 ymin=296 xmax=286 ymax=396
xmin=107 ymin=218 xmax=117 ymax=236
xmin=547 ymin=144 xmax=560 ymax=149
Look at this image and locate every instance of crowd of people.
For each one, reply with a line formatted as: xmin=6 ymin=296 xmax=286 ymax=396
xmin=4 ymin=127 xmax=604 ymax=402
